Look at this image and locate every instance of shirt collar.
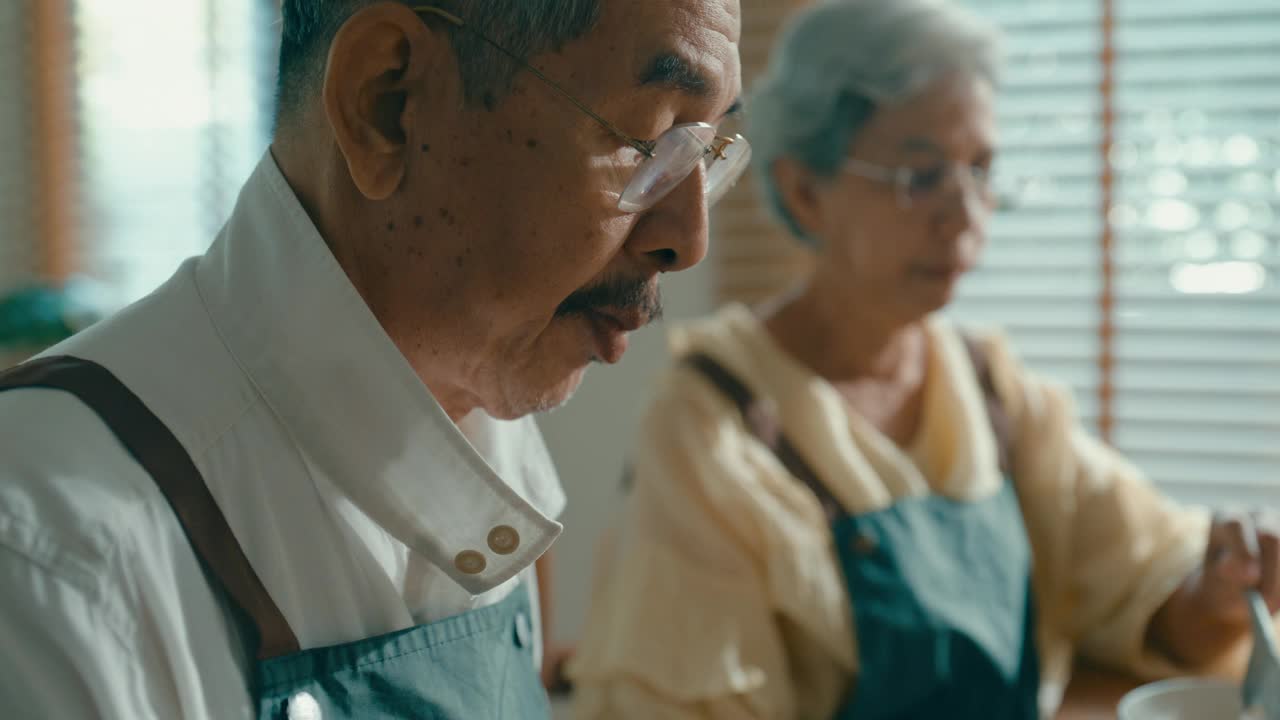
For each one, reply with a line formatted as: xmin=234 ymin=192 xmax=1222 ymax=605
xmin=193 ymin=151 xmax=563 ymax=595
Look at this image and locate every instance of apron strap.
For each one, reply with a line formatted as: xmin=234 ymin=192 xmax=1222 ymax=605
xmin=683 ymin=333 xmax=1014 ymax=521
xmin=959 ymin=335 xmax=1014 ymax=475
xmin=684 ymin=352 xmax=845 ymax=523
xmin=0 ymin=355 xmax=301 ymax=660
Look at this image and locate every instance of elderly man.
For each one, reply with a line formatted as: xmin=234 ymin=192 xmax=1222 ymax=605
xmin=0 ymin=1 xmax=745 ymax=717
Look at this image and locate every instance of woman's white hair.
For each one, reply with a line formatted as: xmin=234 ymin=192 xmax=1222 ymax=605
xmin=749 ymin=0 xmax=1002 ymax=242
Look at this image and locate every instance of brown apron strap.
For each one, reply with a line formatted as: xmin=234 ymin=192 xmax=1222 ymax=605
xmin=0 ymin=356 xmax=300 ymax=659
xmin=684 ymin=336 xmax=1015 ymax=522
xmin=684 ymin=353 xmax=845 ymax=523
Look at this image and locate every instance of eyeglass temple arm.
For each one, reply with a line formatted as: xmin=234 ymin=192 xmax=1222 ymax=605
xmin=414 ymin=6 xmax=656 ymax=158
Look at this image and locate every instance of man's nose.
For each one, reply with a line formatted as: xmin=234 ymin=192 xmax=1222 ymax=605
xmin=626 ymin=166 xmax=711 ymax=274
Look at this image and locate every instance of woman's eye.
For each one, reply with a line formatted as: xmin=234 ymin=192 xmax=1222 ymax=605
xmin=908 ymin=167 xmax=946 ymax=193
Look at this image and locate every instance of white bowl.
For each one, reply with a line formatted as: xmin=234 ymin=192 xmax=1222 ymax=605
xmin=1117 ymin=677 xmax=1250 ymax=720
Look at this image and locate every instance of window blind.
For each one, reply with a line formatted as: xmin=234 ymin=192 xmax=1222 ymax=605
xmin=1108 ymin=0 xmax=1280 ymax=503
xmin=950 ymin=0 xmax=1106 ymax=435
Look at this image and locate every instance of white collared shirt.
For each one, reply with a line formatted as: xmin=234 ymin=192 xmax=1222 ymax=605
xmin=0 ymin=152 xmax=565 ymax=719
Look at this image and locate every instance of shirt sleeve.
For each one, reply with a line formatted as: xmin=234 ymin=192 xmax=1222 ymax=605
xmin=567 ymin=369 xmax=815 ymax=720
xmin=0 ymin=389 xmax=247 ymax=720
xmin=986 ymin=333 xmax=1210 ymax=677
xmin=0 ymin=542 xmax=153 ymax=719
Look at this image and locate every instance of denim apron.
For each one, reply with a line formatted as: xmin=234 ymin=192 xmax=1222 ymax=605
xmin=685 ymin=340 xmax=1040 ymax=720
xmin=0 ymin=356 xmax=551 ymax=720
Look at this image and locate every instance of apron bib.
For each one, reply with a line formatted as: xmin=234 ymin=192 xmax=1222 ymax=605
xmin=830 ymin=482 xmax=1039 ymax=719
xmin=683 ymin=339 xmax=1040 ymax=720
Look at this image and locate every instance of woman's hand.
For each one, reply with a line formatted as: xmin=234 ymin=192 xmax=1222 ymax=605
xmin=541 ymin=644 xmax=576 ymax=696
xmin=1148 ymin=510 xmax=1280 ymax=667
xmin=1190 ymin=511 xmax=1280 ymax=621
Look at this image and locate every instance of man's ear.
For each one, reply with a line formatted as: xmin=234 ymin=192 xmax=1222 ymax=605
xmin=322 ymin=2 xmax=445 ymax=200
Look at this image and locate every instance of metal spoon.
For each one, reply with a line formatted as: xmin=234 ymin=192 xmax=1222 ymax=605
xmin=1242 ymin=566 xmax=1280 ymax=719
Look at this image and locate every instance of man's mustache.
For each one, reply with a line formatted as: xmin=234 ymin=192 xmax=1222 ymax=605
xmin=555 ymin=278 xmax=664 ymax=324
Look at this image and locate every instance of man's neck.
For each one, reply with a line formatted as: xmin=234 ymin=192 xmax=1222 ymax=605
xmin=272 ymin=140 xmax=481 ymax=426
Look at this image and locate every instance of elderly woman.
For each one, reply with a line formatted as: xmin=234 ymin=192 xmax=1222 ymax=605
xmin=567 ymin=0 xmax=1280 ymax=718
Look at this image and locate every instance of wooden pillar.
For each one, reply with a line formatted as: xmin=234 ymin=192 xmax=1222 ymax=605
xmin=30 ymin=0 xmax=79 ymax=283
xmin=1098 ymin=0 xmax=1117 ymax=443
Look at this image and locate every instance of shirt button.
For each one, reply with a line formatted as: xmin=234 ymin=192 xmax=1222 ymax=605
xmin=286 ymin=691 xmax=321 ymax=720
xmin=454 ymin=550 xmax=487 ymax=575
xmin=514 ymin=611 xmax=532 ymax=648
xmin=487 ymin=525 xmax=521 ymax=555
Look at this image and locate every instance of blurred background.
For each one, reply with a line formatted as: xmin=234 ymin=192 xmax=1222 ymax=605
xmin=1 ymin=0 xmax=1277 ymax=667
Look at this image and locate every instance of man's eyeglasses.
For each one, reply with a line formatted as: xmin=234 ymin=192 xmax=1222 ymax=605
xmin=414 ymin=6 xmax=752 ymax=213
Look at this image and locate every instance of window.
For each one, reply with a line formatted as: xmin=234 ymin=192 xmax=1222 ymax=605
xmin=718 ymin=0 xmax=1279 ymax=504
xmin=949 ymin=0 xmax=1105 ymax=436
xmin=74 ymin=0 xmax=276 ymax=304
xmin=956 ymin=0 xmax=1280 ymax=504
xmin=0 ymin=0 xmax=276 ymax=307
xmin=1109 ymin=0 xmax=1279 ymax=505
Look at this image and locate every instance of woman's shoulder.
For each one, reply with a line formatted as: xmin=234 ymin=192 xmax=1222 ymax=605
xmin=664 ymin=301 xmax=815 ymax=401
xmin=928 ymin=316 xmax=1077 ymax=430
xmin=635 ymin=305 xmax=837 ymax=520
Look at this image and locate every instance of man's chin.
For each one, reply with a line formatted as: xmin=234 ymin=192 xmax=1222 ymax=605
xmin=536 ymin=365 xmax=589 ymax=414
xmin=486 ymin=365 xmax=589 ymax=420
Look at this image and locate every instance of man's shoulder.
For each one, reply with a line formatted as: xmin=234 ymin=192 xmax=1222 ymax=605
xmin=0 ymin=386 xmax=167 ymax=594
xmin=33 ymin=262 xmax=264 ymax=465
xmin=0 ymin=387 xmax=254 ymax=718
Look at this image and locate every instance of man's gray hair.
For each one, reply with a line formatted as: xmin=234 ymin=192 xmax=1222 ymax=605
xmin=748 ymin=0 xmax=1002 ymax=242
xmin=276 ymin=0 xmax=601 ymax=126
